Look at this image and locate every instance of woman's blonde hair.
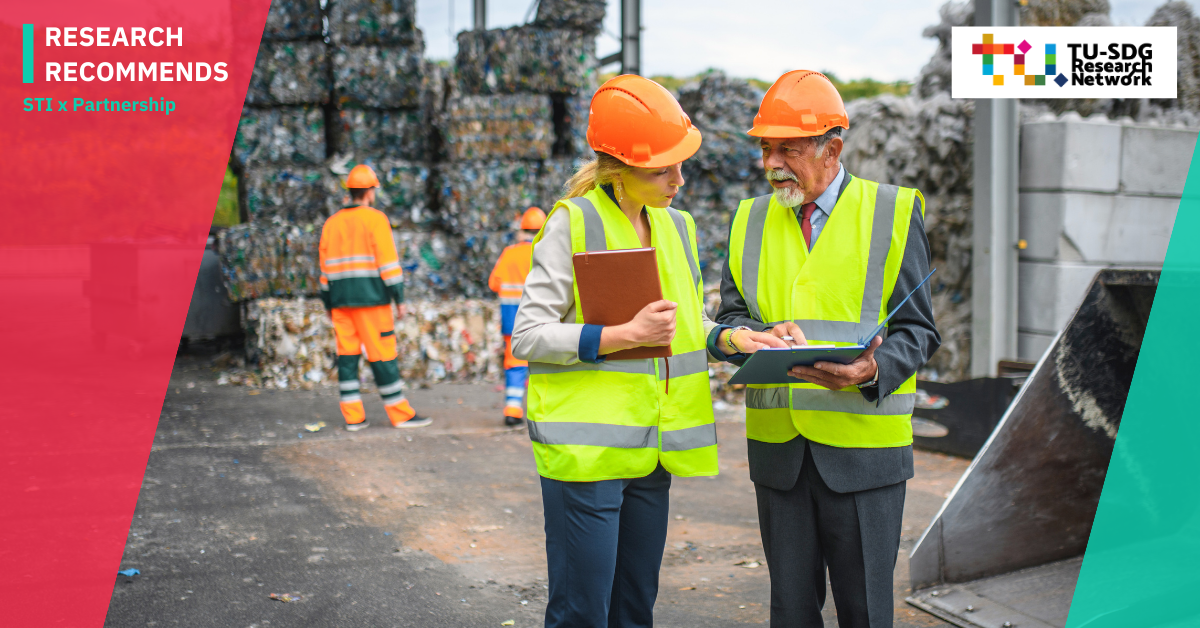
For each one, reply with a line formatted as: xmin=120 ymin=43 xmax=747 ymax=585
xmin=562 ymin=153 xmax=629 ymax=200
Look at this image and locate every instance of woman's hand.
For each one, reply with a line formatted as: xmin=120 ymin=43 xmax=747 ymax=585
xmin=769 ymin=321 xmax=808 ymax=346
xmin=721 ymin=328 xmax=789 ymax=355
xmin=599 ymin=300 xmax=677 ymax=353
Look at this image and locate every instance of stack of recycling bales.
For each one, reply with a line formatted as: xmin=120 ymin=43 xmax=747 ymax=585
xmin=443 ymin=0 xmax=604 ymax=297
xmin=674 ymin=72 xmax=767 ymax=283
xmin=330 ymin=0 xmax=434 ymax=230
xmin=240 ymin=0 xmax=336 ymax=223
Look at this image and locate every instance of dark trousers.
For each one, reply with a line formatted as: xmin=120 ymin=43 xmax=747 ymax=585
xmin=541 ymin=464 xmax=672 ymax=628
xmin=756 ymin=444 xmax=906 ymax=628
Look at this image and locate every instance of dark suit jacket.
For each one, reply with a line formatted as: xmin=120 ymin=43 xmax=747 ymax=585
xmin=716 ymin=171 xmax=941 ymax=493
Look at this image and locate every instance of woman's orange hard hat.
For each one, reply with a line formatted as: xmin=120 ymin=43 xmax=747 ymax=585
xmin=587 ymin=74 xmax=702 ymax=168
xmin=748 ymin=70 xmax=850 ymax=138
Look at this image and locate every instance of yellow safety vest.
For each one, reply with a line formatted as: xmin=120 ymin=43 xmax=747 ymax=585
xmin=526 ymin=186 xmax=718 ymax=481
xmin=727 ymin=176 xmax=924 ymax=448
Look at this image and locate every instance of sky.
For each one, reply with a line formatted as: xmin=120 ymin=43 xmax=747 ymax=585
xmin=415 ymin=0 xmax=1198 ymax=83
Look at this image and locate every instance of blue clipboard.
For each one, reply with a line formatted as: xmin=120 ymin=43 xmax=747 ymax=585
xmin=728 ymin=269 xmax=935 ymax=386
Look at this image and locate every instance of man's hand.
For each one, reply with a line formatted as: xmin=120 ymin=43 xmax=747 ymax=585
xmin=769 ymin=321 xmax=808 ymax=346
xmin=788 ymin=336 xmax=883 ymax=390
xmin=394 ymin=303 xmax=406 ymax=320
xmin=720 ymin=328 xmax=788 ymax=355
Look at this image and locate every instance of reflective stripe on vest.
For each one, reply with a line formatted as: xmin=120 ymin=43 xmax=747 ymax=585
xmin=529 ymin=348 xmax=709 ymax=380
xmin=746 ymin=387 xmax=914 ymax=416
xmin=527 ymin=421 xmax=717 ymax=451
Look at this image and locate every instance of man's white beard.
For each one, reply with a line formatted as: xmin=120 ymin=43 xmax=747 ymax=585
xmin=772 ymin=185 xmax=806 ymax=208
xmin=765 ymin=170 xmax=806 ymax=208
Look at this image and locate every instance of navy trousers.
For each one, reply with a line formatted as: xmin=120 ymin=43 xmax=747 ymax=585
xmin=541 ymin=464 xmax=672 ymax=628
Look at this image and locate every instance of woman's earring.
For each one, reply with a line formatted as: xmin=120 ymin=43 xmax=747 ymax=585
xmin=616 ymin=185 xmax=625 ymax=204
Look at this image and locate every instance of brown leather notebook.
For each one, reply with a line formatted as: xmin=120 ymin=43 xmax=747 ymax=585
xmin=572 ymin=248 xmax=672 ymax=361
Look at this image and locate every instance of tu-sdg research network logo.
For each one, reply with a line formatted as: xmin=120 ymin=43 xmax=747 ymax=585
xmin=951 ymin=26 xmax=1177 ymax=99
xmin=19 ymin=24 xmax=231 ymax=116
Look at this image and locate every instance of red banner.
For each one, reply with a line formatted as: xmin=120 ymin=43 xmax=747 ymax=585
xmin=0 ymin=1 xmax=270 ymax=623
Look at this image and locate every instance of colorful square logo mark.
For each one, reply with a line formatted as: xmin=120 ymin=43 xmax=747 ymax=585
xmin=973 ymin=34 xmax=1064 ymax=87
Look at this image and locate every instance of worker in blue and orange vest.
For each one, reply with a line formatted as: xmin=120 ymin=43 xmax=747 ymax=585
xmin=488 ymin=206 xmax=546 ymax=427
xmin=319 ymin=164 xmax=432 ymax=431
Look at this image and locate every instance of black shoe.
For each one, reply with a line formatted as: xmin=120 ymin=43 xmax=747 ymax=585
xmin=395 ymin=415 xmax=432 ymax=428
xmin=345 ymin=421 xmax=370 ymax=432
xmin=504 ymin=415 xmax=524 ymax=427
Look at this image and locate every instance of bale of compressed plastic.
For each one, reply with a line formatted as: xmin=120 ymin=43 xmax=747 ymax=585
xmin=454 ymin=230 xmax=519 ymax=298
xmin=338 ymin=107 xmax=427 ymax=160
xmin=231 ymin=296 xmax=503 ymax=389
xmin=394 ymin=229 xmax=461 ymax=302
xmin=441 ymin=160 xmax=543 ymax=231
xmin=261 ymin=0 xmax=323 ymax=41
xmin=333 ymin=44 xmax=424 ymax=107
xmin=328 ymin=0 xmax=419 ymax=45
xmin=376 ymin=158 xmax=433 ymax=226
xmin=234 ymin=106 xmax=326 ymax=167
xmin=533 ymin=0 xmax=607 ymax=33
xmin=538 ymin=157 xmax=578 ymax=206
xmin=562 ymin=94 xmax=591 ymax=157
xmin=240 ymin=297 xmax=337 ymax=389
xmin=218 ymin=221 xmax=322 ymax=302
xmin=245 ymin=42 xmax=330 ymax=105
xmin=447 ymin=94 xmax=554 ymax=161
xmin=455 ymin=25 xmax=597 ymax=95
xmin=243 ymin=165 xmax=342 ymax=223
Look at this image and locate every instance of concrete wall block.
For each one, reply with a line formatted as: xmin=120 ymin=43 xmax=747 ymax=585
xmin=1020 ymin=121 xmax=1122 ymax=193
xmin=1018 ymin=261 xmax=1109 ymax=333
xmin=1120 ymin=125 xmax=1197 ymax=196
xmin=1018 ymin=192 xmax=1067 ymax=260
xmin=1018 ymin=331 xmax=1055 ymax=363
xmin=1062 ymin=194 xmax=1177 ymax=264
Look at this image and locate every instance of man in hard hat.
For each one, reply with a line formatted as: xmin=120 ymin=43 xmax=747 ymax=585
xmin=716 ymin=71 xmax=940 ymax=627
xmin=319 ymin=164 xmax=432 ymax=431
xmin=488 ymin=207 xmax=546 ymax=427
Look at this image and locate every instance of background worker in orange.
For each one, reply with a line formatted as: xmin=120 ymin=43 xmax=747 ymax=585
xmin=319 ymin=164 xmax=432 ymax=431
xmin=488 ymin=207 xmax=546 ymax=427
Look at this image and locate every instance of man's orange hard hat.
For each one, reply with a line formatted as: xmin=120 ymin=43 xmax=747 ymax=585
xmin=345 ymin=164 xmax=380 ymax=189
xmin=748 ymin=70 xmax=850 ymax=138
xmin=520 ymin=207 xmax=547 ymax=230
xmin=587 ymin=74 xmax=702 ymax=168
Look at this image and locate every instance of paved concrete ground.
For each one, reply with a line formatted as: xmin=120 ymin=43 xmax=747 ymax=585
xmin=106 ymin=354 xmax=964 ymax=627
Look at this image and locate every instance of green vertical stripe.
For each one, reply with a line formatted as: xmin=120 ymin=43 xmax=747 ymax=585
xmin=1065 ymin=136 xmax=1200 ymax=625
xmin=22 ymin=24 xmax=33 ymax=84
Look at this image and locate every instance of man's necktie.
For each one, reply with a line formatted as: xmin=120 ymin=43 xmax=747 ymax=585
xmin=800 ymin=202 xmax=817 ymax=249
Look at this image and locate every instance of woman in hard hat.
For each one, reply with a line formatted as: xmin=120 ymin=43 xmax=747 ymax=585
xmin=510 ymin=75 xmax=784 ymax=628
xmin=487 ymin=206 xmax=547 ymax=427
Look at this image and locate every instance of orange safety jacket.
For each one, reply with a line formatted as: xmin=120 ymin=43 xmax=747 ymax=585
xmin=489 ymin=242 xmax=533 ymax=370
xmin=488 ymin=242 xmax=534 ymax=307
xmin=319 ymin=205 xmax=404 ymax=309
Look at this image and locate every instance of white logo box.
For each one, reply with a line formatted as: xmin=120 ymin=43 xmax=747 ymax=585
xmin=951 ymin=26 xmax=1177 ymax=99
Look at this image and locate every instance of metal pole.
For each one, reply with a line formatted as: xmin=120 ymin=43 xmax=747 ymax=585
xmin=473 ymin=0 xmax=486 ymax=31
xmin=970 ymin=0 xmax=1019 ymax=377
xmin=620 ymin=0 xmax=641 ymax=75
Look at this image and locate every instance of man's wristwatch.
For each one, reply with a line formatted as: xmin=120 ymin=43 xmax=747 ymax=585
xmin=858 ymin=374 xmax=879 ymax=389
xmin=725 ymin=326 xmax=752 ymax=354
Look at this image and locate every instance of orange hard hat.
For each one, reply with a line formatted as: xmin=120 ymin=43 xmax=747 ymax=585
xmin=345 ymin=164 xmax=380 ymax=189
xmin=520 ymin=206 xmax=547 ymax=230
xmin=748 ymin=70 xmax=850 ymax=138
xmin=587 ymin=74 xmax=702 ymax=168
